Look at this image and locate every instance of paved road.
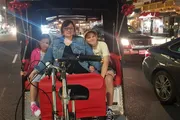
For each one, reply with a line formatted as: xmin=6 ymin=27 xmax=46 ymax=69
xmin=0 ymin=34 xmax=22 ymax=120
xmin=123 ymin=55 xmax=180 ymax=120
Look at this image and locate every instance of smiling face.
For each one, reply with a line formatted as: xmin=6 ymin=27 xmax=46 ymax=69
xmin=85 ymin=32 xmax=98 ymax=47
xmin=62 ymin=23 xmax=75 ymax=38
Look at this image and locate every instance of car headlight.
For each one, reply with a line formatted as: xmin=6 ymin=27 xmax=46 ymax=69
xmin=121 ymin=38 xmax=129 ymax=46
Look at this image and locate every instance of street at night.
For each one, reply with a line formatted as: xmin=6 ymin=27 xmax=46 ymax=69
xmin=0 ymin=35 xmax=179 ymax=120
xmin=0 ymin=0 xmax=180 ymax=120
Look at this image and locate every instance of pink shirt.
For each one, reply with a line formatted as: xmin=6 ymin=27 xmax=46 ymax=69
xmin=28 ymin=48 xmax=41 ymax=74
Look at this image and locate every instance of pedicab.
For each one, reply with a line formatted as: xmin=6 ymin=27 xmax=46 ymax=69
xmin=9 ymin=0 xmax=132 ymax=119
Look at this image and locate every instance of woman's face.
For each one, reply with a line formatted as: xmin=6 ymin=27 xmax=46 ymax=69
xmin=85 ymin=32 xmax=98 ymax=47
xmin=63 ymin=23 xmax=75 ymax=38
xmin=39 ymin=38 xmax=50 ymax=51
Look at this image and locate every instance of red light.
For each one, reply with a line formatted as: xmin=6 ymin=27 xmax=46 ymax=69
xmin=145 ymin=50 xmax=151 ymax=57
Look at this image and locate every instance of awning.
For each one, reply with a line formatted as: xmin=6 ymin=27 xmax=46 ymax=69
xmin=139 ymin=12 xmax=160 ymax=19
xmin=141 ymin=0 xmax=180 ymax=14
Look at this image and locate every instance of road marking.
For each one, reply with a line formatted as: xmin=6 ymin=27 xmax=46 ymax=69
xmin=0 ymin=88 xmax=6 ymax=100
xmin=12 ymin=54 xmax=18 ymax=63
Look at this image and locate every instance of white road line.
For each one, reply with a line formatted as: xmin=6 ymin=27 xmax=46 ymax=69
xmin=12 ymin=54 xmax=18 ymax=63
xmin=0 ymin=88 xmax=6 ymax=100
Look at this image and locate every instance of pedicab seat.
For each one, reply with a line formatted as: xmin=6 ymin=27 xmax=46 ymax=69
xmin=110 ymin=53 xmax=122 ymax=86
xmin=59 ymin=84 xmax=89 ymax=100
xmin=38 ymin=73 xmax=106 ymax=120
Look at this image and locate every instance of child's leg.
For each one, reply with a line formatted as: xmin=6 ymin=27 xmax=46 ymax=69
xmin=105 ymin=74 xmax=114 ymax=107
xmin=30 ymin=74 xmax=42 ymax=103
xmin=29 ymin=75 xmax=41 ymax=117
xmin=30 ymin=82 xmax=41 ymax=117
xmin=105 ymin=70 xmax=115 ymax=120
xmin=30 ymin=82 xmax=38 ymax=103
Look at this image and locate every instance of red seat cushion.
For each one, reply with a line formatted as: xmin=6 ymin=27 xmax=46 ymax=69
xmin=110 ymin=53 xmax=122 ymax=86
xmin=25 ymin=80 xmax=30 ymax=90
xmin=39 ymin=73 xmax=106 ymax=120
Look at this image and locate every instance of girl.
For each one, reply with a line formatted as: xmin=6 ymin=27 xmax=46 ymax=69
xmin=29 ymin=34 xmax=51 ymax=117
xmin=84 ymin=30 xmax=115 ymax=120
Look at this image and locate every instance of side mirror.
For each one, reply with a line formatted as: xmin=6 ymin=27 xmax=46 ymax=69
xmin=137 ymin=31 xmax=142 ymax=34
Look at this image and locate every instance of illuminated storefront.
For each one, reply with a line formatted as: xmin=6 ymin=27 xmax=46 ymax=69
xmin=140 ymin=0 xmax=180 ymax=37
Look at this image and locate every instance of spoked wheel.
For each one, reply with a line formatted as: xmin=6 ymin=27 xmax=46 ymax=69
xmin=153 ymin=71 xmax=176 ymax=104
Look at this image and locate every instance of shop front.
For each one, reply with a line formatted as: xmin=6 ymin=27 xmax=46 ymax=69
xmin=140 ymin=0 xmax=180 ymax=37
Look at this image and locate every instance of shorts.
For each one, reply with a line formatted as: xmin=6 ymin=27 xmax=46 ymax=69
xmin=106 ymin=66 xmax=116 ymax=79
xmin=32 ymin=74 xmax=42 ymax=82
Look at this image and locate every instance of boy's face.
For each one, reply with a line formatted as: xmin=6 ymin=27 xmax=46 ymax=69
xmin=85 ymin=32 xmax=98 ymax=47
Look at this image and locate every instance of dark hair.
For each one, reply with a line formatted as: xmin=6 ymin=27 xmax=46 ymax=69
xmin=61 ymin=20 xmax=76 ymax=34
xmin=37 ymin=34 xmax=51 ymax=48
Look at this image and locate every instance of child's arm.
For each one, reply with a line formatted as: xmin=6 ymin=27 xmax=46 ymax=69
xmin=100 ymin=42 xmax=110 ymax=78
xmin=101 ymin=56 xmax=109 ymax=78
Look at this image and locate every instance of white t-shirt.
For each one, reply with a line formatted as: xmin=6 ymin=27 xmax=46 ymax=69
xmin=93 ymin=41 xmax=110 ymax=57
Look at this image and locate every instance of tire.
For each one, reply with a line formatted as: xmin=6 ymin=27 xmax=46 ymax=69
xmin=152 ymin=71 xmax=176 ymax=104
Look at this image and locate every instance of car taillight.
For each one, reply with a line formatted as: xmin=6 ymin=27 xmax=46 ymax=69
xmin=127 ymin=45 xmax=132 ymax=49
xmin=145 ymin=50 xmax=151 ymax=57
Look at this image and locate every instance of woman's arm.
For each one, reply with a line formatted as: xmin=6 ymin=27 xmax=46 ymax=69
xmin=34 ymin=47 xmax=54 ymax=73
xmin=29 ymin=47 xmax=54 ymax=80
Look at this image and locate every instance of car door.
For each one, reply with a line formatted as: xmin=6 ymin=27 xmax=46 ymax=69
xmin=168 ymin=41 xmax=180 ymax=93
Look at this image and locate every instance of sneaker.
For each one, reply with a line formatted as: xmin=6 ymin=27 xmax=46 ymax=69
xmin=106 ymin=108 xmax=114 ymax=120
xmin=31 ymin=103 xmax=41 ymax=117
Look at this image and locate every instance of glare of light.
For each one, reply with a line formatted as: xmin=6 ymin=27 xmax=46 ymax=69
xmin=121 ymin=38 xmax=129 ymax=46
xmin=151 ymin=38 xmax=171 ymax=45
xmin=54 ymin=21 xmax=58 ymax=24
xmin=41 ymin=25 xmax=50 ymax=34
xmin=3 ymin=6 xmax=6 ymax=9
xmin=174 ymin=22 xmax=178 ymax=25
xmin=11 ymin=27 xmax=17 ymax=35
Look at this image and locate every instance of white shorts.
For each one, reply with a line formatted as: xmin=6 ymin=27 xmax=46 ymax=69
xmin=32 ymin=74 xmax=42 ymax=82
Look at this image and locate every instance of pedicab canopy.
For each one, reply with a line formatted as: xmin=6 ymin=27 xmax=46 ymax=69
xmin=10 ymin=0 xmax=133 ymax=59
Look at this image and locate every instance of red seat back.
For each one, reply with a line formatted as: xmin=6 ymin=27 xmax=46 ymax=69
xmin=110 ymin=53 xmax=123 ymax=86
xmin=23 ymin=59 xmax=30 ymax=71
xmin=39 ymin=73 xmax=106 ymax=120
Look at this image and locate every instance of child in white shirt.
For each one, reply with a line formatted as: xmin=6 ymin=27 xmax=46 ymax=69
xmin=84 ymin=30 xmax=115 ymax=120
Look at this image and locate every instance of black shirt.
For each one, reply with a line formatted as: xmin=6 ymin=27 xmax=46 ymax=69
xmin=62 ymin=46 xmax=88 ymax=74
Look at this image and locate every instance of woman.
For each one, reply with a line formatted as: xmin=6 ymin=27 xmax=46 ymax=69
xmin=29 ymin=20 xmax=101 ymax=117
xmin=84 ymin=30 xmax=116 ymax=120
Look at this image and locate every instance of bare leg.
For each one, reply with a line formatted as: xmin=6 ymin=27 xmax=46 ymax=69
xmin=30 ymin=82 xmax=38 ymax=102
xmin=105 ymin=75 xmax=114 ymax=106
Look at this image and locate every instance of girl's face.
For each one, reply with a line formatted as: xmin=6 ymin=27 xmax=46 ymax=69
xmin=85 ymin=32 xmax=98 ymax=47
xmin=39 ymin=38 xmax=50 ymax=52
xmin=63 ymin=23 xmax=75 ymax=38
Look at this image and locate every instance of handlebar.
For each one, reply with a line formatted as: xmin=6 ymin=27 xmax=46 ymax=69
xmin=55 ymin=55 xmax=102 ymax=62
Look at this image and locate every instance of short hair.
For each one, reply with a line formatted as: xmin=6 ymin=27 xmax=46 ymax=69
xmin=61 ymin=20 xmax=76 ymax=34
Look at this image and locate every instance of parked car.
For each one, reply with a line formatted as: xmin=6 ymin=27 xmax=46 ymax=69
xmin=121 ymin=25 xmax=152 ymax=55
xmin=142 ymin=38 xmax=180 ymax=104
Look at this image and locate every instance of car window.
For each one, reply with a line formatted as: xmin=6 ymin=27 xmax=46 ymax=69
xmin=169 ymin=41 xmax=180 ymax=53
